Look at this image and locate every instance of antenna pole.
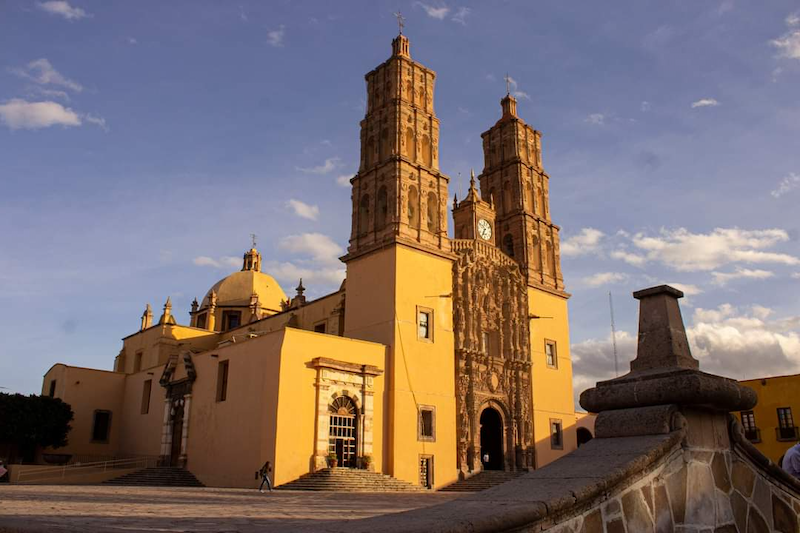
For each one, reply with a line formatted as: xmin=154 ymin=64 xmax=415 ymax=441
xmin=609 ymin=291 xmax=619 ymax=377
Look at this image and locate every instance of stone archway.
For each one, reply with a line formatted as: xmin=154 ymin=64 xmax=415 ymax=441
xmin=479 ymin=407 xmax=504 ymax=470
xmin=329 ymin=396 xmax=359 ymax=468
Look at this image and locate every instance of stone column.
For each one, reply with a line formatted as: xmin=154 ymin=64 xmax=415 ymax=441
xmin=313 ymin=380 xmax=331 ymax=471
xmin=179 ymin=394 xmax=191 ymax=468
xmin=159 ymin=398 xmax=171 ymax=465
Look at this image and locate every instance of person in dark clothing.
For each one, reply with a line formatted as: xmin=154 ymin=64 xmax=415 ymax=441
xmin=258 ymin=461 xmax=273 ymax=492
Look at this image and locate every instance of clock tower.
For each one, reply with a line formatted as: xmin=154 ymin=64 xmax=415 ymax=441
xmin=452 ymin=170 xmax=496 ymax=246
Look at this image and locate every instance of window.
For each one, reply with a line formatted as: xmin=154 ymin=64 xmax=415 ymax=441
xmin=417 ymin=308 xmax=432 ymax=341
xmin=503 ymin=234 xmax=514 ymax=258
xmin=408 ymin=186 xmax=420 ymax=229
xmin=740 ymin=411 xmax=760 ymax=442
xmin=777 ymin=407 xmax=797 ymax=441
xmin=195 ymin=312 xmax=207 ymax=329
xmin=359 ymin=194 xmax=371 ymax=236
xmin=376 ymin=186 xmax=388 ymax=230
xmin=48 ymin=380 xmax=56 ymax=398
xmin=141 ymin=380 xmax=152 ymax=415
xmin=426 ymin=192 xmax=438 ymax=233
xmin=418 ymin=406 xmax=436 ymax=442
xmin=216 ymin=360 xmax=230 ymax=402
xmin=91 ymin=410 xmax=112 ymax=443
xmin=314 ymin=322 xmax=327 ymax=334
xmin=545 ymin=340 xmax=558 ymax=368
xmin=550 ymin=419 xmax=563 ymax=450
xmin=222 ymin=311 xmax=241 ymax=331
xmin=133 ymin=351 xmax=143 ymax=373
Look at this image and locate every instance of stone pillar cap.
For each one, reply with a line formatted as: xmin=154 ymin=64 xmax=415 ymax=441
xmin=633 ymin=285 xmax=684 ymax=300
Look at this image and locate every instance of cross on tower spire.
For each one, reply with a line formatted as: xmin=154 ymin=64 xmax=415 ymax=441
xmin=504 ymin=73 xmax=511 ymax=96
xmin=393 ymin=11 xmax=405 ymax=35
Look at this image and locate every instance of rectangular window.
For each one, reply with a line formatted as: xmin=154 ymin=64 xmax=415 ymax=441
xmin=777 ymin=407 xmax=797 ymax=441
xmin=216 ymin=360 xmax=230 ymax=402
xmin=417 ymin=307 xmax=433 ymax=341
xmin=48 ymin=380 xmax=57 ymax=398
xmin=222 ymin=311 xmax=241 ymax=331
xmin=314 ymin=322 xmax=327 ymax=334
xmin=740 ymin=411 xmax=760 ymax=442
xmin=418 ymin=406 xmax=436 ymax=442
xmin=545 ymin=340 xmax=558 ymax=368
xmin=550 ymin=419 xmax=563 ymax=450
xmin=140 ymin=380 xmax=152 ymax=415
xmin=419 ymin=455 xmax=434 ymax=489
xmin=133 ymin=351 xmax=143 ymax=373
xmin=195 ymin=313 xmax=207 ymax=329
xmin=91 ymin=410 xmax=112 ymax=442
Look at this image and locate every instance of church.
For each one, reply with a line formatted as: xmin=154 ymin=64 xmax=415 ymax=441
xmin=41 ymin=32 xmax=582 ymax=489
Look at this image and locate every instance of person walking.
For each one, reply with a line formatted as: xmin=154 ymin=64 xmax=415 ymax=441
xmin=258 ymin=460 xmax=273 ymax=492
xmin=782 ymin=442 xmax=800 ymax=478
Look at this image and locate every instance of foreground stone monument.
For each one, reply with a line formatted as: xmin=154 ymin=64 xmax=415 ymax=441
xmin=311 ymin=285 xmax=800 ymax=532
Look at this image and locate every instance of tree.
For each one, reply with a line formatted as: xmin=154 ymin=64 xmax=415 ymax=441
xmin=0 ymin=393 xmax=73 ymax=463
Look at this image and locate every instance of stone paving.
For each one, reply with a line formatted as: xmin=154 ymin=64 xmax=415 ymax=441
xmin=0 ymin=485 xmax=461 ymax=532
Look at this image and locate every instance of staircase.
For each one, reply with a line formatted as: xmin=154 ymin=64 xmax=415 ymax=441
xmin=439 ymin=470 xmax=525 ymax=492
xmin=103 ymin=467 xmax=204 ymax=487
xmin=277 ymin=468 xmax=426 ymax=492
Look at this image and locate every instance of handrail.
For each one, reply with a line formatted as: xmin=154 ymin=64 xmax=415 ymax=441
xmin=16 ymin=456 xmax=159 ymax=483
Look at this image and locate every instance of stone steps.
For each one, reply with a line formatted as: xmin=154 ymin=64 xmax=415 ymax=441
xmin=438 ymin=470 xmax=525 ymax=492
xmin=103 ymin=467 xmax=205 ymax=487
xmin=276 ymin=467 xmax=426 ymax=492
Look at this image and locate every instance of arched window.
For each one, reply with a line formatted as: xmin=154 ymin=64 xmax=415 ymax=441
xmin=406 ymin=80 xmax=413 ymax=102
xmin=417 ymin=86 xmax=424 ymax=105
xmin=426 ymin=191 xmax=438 ymax=233
xmin=365 ymin=136 xmax=375 ymax=168
xmin=489 ymin=188 xmax=496 ymax=208
xmin=503 ymin=183 xmax=512 ymax=214
xmin=503 ymin=234 xmax=515 ymax=258
xmin=408 ymin=186 xmax=420 ymax=229
xmin=526 ymin=182 xmax=535 ymax=212
xmin=421 ymin=134 xmax=432 ymax=167
xmin=405 ymin=128 xmax=416 ymax=160
xmin=532 ymin=235 xmax=542 ymax=270
xmin=359 ymin=194 xmax=370 ymax=236
xmin=376 ymin=186 xmax=388 ymax=229
xmin=329 ymin=395 xmax=359 ymax=467
xmin=546 ymin=240 xmax=555 ymax=274
xmin=538 ymin=187 xmax=545 ymax=217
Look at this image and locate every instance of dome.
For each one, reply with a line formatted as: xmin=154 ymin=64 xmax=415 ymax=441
xmin=199 ymin=247 xmax=287 ymax=314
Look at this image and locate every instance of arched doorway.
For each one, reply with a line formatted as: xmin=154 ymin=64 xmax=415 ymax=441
xmin=577 ymin=427 xmax=593 ymax=447
xmin=479 ymin=407 xmax=504 ymax=470
xmin=329 ymin=396 xmax=358 ymax=468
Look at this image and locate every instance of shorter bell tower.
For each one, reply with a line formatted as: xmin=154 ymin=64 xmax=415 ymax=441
xmin=452 ymin=170 xmax=496 ymax=246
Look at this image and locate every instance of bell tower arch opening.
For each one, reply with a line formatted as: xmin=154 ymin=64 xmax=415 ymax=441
xmin=479 ymin=407 xmax=504 ymax=471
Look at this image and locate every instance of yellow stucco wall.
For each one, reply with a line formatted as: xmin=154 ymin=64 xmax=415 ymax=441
xmin=344 ymin=244 xmax=457 ymax=489
xmin=116 ymin=368 xmax=166 ymax=458
xmin=528 ymin=288 xmax=577 ymax=467
xmin=735 ymin=374 xmax=800 ymax=464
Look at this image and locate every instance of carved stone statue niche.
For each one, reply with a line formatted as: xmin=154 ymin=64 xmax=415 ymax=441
xmin=453 ymin=245 xmax=534 ymax=475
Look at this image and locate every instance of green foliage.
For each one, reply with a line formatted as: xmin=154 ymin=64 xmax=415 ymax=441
xmin=0 ymin=393 xmax=74 ymax=459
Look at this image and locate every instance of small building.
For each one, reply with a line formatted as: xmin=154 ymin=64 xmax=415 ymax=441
xmin=734 ymin=373 xmax=800 ymax=463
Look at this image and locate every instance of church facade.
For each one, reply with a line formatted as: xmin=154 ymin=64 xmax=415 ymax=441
xmin=41 ymin=34 xmax=580 ymax=489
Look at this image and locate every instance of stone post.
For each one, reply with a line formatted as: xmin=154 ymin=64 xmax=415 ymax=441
xmin=159 ymin=398 xmax=171 ymax=465
xmin=179 ymin=394 xmax=191 ymax=468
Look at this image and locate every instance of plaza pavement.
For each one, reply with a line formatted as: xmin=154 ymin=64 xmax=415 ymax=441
xmin=0 ymin=485 xmax=461 ymax=532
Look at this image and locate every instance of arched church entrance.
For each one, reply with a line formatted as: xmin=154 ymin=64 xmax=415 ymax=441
xmin=329 ymin=396 xmax=358 ymax=468
xmin=479 ymin=407 xmax=504 ymax=470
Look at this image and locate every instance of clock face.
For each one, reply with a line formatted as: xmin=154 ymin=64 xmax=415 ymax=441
xmin=478 ymin=219 xmax=492 ymax=240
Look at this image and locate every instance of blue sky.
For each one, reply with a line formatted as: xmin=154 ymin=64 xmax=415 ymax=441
xmin=1 ymin=1 xmax=799 ymax=403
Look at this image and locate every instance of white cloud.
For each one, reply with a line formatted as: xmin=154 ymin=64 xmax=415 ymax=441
xmin=279 ymin=233 xmax=342 ymax=263
xmin=582 ymin=272 xmax=628 ymax=287
xmin=84 ymin=113 xmax=108 ymax=131
xmin=32 ymin=88 xmax=70 ymax=101
xmin=561 ymin=228 xmax=605 ymax=257
xmin=296 ymin=157 xmax=340 ymax=175
xmin=572 ymin=331 xmax=637 ymax=406
xmin=787 ymin=12 xmax=800 ymax=27
xmin=192 ymin=256 xmax=241 ymax=269
xmin=585 ymin=113 xmax=605 ymax=125
xmin=503 ymin=76 xmax=530 ymax=101
xmin=610 ymin=249 xmax=647 ymax=267
xmin=261 ymin=260 xmax=345 ymax=286
xmin=11 ymin=58 xmax=83 ymax=93
xmin=415 ymin=2 xmax=450 ymax=19
xmin=629 ymin=227 xmax=799 ymax=271
xmin=267 ymin=25 xmax=285 ymax=47
xmin=452 ymin=7 xmax=470 ymax=25
xmin=128 ymin=37 xmax=138 ymax=45
xmin=286 ymin=199 xmax=320 ymax=221
xmin=336 ymin=174 xmax=352 ymax=187
xmin=239 ymin=5 xmax=248 ymax=22
xmin=37 ymin=1 xmax=90 ymax=20
xmin=666 ymin=283 xmax=703 ymax=297
xmin=792 ymin=272 xmax=800 ymax=279
xmin=691 ymin=98 xmax=720 ymax=108
xmin=770 ymin=172 xmax=800 ymax=198
xmin=513 ymin=91 xmax=531 ymax=101
xmin=0 ymin=99 xmax=81 ymax=130
xmin=640 ymin=101 xmax=651 ymax=112
xmin=711 ymin=268 xmax=774 ymax=286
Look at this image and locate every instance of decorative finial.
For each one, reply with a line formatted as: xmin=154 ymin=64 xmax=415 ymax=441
xmin=469 ymin=168 xmax=476 ymax=190
xmin=394 ymin=11 xmax=405 ymax=35
xmin=250 ymin=233 xmax=257 ymax=249
xmin=296 ymin=278 xmax=306 ymax=296
xmin=164 ymin=296 xmax=172 ymax=310
xmin=504 ymin=73 xmax=511 ymax=96
xmin=453 ymin=193 xmax=458 ymax=208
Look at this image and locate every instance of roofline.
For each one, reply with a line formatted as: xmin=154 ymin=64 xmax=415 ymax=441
xmin=740 ymin=372 xmax=800 ymax=383
xmin=43 ymin=363 xmax=121 ymax=378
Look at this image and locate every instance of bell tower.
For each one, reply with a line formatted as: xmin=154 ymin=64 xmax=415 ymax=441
xmin=344 ymin=33 xmax=450 ymax=260
xmin=478 ymin=92 xmax=565 ymax=293
xmin=452 ymin=170 xmax=496 ymax=245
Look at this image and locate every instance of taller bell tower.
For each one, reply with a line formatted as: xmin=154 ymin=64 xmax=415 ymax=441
xmin=478 ymin=93 xmax=565 ymax=293
xmin=345 ymin=34 xmax=450 ymax=260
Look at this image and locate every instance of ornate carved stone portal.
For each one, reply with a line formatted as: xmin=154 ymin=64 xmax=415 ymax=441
xmin=453 ymin=242 xmax=533 ymax=474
